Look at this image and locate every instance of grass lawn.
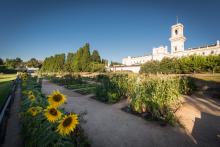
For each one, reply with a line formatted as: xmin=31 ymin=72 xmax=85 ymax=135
xmin=191 ymin=73 xmax=220 ymax=83
xmin=0 ymin=74 xmax=17 ymax=108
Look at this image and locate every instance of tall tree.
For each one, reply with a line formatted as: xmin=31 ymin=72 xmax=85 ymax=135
xmin=65 ymin=52 xmax=75 ymax=72
xmin=91 ymin=50 xmax=101 ymax=63
xmin=81 ymin=43 xmax=91 ymax=71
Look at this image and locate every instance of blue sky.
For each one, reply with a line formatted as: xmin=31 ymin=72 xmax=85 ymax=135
xmin=0 ymin=0 xmax=220 ymax=62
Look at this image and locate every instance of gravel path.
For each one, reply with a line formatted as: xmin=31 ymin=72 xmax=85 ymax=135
xmin=42 ymin=80 xmax=196 ymax=147
xmin=3 ymin=83 xmax=22 ymax=147
xmin=176 ymin=93 xmax=220 ymax=147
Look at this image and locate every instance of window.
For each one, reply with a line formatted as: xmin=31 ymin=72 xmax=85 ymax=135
xmin=175 ymin=46 xmax=177 ymax=51
xmin=202 ymin=52 xmax=205 ymax=55
xmin=175 ymin=29 xmax=178 ymax=35
xmin=211 ymin=50 xmax=214 ymax=54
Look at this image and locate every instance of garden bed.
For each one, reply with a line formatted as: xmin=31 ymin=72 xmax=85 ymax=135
xmin=121 ymin=106 xmax=169 ymax=126
xmin=47 ymin=73 xmax=195 ymax=125
xmin=19 ymin=73 xmax=90 ymax=147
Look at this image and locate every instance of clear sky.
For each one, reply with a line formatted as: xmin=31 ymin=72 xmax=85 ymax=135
xmin=0 ymin=0 xmax=220 ymax=62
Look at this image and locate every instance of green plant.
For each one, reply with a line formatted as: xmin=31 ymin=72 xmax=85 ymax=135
xmin=20 ymin=76 xmax=89 ymax=147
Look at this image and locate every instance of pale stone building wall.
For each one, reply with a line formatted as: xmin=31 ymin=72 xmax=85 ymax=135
xmin=122 ymin=23 xmax=220 ymax=67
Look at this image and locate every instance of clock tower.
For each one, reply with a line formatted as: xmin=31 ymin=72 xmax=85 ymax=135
xmin=169 ymin=23 xmax=186 ymax=54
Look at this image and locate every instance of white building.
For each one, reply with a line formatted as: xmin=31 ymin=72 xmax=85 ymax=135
xmin=122 ymin=22 xmax=220 ymax=66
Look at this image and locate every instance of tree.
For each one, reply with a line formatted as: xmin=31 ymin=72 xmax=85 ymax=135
xmin=110 ymin=61 xmax=122 ymax=66
xmin=140 ymin=60 xmax=160 ymax=74
xmin=26 ymin=58 xmax=41 ymax=68
xmin=0 ymin=58 xmax=3 ymax=65
xmin=205 ymin=55 xmax=219 ymax=74
xmin=101 ymin=59 xmax=108 ymax=65
xmin=40 ymin=54 xmax=65 ymax=72
xmin=5 ymin=57 xmax=23 ymax=69
xmin=91 ymin=50 xmax=101 ymax=63
xmin=81 ymin=43 xmax=91 ymax=71
xmin=65 ymin=53 xmax=75 ymax=72
xmin=40 ymin=43 xmax=105 ymax=73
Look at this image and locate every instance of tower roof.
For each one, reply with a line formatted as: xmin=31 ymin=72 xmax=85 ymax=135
xmin=171 ymin=23 xmax=184 ymax=28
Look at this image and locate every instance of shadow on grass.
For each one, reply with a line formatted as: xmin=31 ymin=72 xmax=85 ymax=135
xmin=190 ymin=77 xmax=220 ymax=99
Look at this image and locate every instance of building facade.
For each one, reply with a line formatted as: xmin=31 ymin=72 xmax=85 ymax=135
xmin=122 ymin=23 xmax=220 ymax=66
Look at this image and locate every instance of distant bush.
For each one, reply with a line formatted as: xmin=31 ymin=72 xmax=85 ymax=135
xmin=140 ymin=55 xmax=220 ymax=74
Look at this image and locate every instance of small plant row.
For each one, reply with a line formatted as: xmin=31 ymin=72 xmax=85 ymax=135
xmin=47 ymin=75 xmax=97 ymax=95
xmin=19 ymin=73 xmax=89 ymax=147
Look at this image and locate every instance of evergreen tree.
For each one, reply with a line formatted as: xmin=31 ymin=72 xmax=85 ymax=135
xmin=40 ymin=43 xmax=105 ymax=73
xmin=91 ymin=50 xmax=101 ymax=63
xmin=0 ymin=58 xmax=3 ymax=65
xmin=81 ymin=43 xmax=91 ymax=71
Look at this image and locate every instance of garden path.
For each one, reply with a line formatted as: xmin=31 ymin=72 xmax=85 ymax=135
xmin=175 ymin=92 xmax=220 ymax=146
xmin=42 ymin=79 xmax=197 ymax=147
xmin=2 ymin=83 xmax=23 ymax=147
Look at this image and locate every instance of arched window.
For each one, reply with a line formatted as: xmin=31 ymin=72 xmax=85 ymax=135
xmin=175 ymin=29 xmax=178 ymax=35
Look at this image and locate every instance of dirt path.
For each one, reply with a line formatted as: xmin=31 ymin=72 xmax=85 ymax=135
xmin=2 ymin=83 xmax=22 ymax=147
xmin=175 ymin=93 xmax=220 ymax=146
xmin=42 ymin=80 xmax=197 ymax=147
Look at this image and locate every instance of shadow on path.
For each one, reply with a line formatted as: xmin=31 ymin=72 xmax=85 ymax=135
xmin=191 ymin=112 xmax=220 ymax=147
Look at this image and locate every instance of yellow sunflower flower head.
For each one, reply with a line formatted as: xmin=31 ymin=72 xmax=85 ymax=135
xmin=28 ymin=90 xmax=33 ymax=95
xmin=27 ymin=106 xmax=42 ymax=116
xmin=57 ymin=114 xmax=79 ymax=136
xmin=21 ymin=73 xmax=28 ymax=81
xmin=28 ymin=107 xmax=38 ymax=116
xmin=48 ymin=90 xmax=66 ymax=108
xmin=44 ymin=105 xmax=62 ymax=123
xmin=28 ymin=94 xmax=36 ymax=102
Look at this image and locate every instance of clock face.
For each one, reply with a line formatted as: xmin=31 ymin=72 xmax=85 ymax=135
xmin=175 ymin=29 xmax=178 ymax=35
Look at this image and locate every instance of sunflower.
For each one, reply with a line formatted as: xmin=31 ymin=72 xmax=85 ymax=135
xmin=28 ymin=94 xmax=36 ymax=102
xmin=44 ymin=106 xmax=62 ymax=123
xmin=27 ymin=106 xmax=42 ymax=116
xmin=28 ymin=90 xmax=33 ymax=95
xmin=21 ymin=73 xmax=28 ymax=81
xmin=48 ymin=90 xmax=66 ymax=108
xmin=57 ymin=114 xmax=79 ymax=136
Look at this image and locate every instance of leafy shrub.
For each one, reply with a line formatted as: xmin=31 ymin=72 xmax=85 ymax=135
xmin=129 ymin=76 xmax=183 ymax=125
xmin=140 ymin=55 xmax=220 ymax=74
xmin=95 ymin=73 xmax=129 ymax=103
xmin=179 ymin=76 xmax=196 ymax=95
